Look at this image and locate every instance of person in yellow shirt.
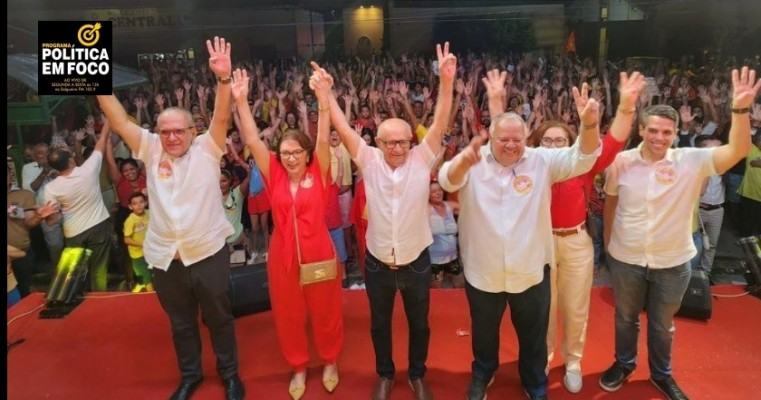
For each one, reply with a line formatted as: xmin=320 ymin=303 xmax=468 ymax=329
xmin=123 ymin=192 xmax=151 ymax=292
xmin=737 ymin=132 xmax=761 ymax=236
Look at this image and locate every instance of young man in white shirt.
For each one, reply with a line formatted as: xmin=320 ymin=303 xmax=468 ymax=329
xmin=600 ymin=67 xmax=759 ymax=400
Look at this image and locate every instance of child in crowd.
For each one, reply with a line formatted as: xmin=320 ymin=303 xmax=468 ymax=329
xmin=123 ymin=192 xmax=151 ymax=292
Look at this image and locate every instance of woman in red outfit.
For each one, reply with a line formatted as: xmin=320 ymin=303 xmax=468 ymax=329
xmin=233 ymin=65 xmax=343 ymax=400
xmin=539 ymin=72 xmax=645 ymax=394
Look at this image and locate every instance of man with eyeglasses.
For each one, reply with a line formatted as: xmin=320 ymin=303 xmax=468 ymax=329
xmin=97 ymin=37 xmax=245 ymax=400
xmin=320 ymin=42 xmax=457 ymax=400
xmin=439 ymin=69 xmax=602 ymax=400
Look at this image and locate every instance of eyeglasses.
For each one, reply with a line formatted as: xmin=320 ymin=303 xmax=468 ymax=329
xmin=540 ymin=137 xmax=568 ymax=147
xmin=158 ymin=127 xmax=193 ymax=138
xmin=379 ymin=139 xmax=412 ymax=150
xmin=279 ymin=149 xmax=307 ymax=159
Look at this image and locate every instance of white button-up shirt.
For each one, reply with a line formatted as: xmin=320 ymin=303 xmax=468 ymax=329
xmin=355 ymin=140 xmax=436 ymax=265
xmin=605 ymin=145 xmax=716 ymax=269
xmin=136 ymin=129 xmax=234 ymax=270
xmin=439 ymin=141 xmax=600 ymax=293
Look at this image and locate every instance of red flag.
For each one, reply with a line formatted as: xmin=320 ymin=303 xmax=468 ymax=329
xmin=565 ymin=30 xmax=577 ymax=53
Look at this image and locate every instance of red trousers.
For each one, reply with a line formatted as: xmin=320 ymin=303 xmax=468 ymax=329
xmin=268 ymin=259 xmax=344 ymax=371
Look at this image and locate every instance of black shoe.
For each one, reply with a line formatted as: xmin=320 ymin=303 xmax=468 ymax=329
xmin=650 ymin=376 xmax=690 ymax=400
xmin=466 ymin=376 xmax=494 ymax=400
xmin=223 ymin=375 xmax=245 ymax=400
xmin=169 ymin=378 xmax=203 ymax=400
xmin=599 ymin=361 xmax=634 ymax=392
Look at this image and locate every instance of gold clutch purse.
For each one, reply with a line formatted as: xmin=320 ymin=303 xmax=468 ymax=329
xmin=299 ymin=259 xmax=337 ymax=285
xmin=293 ymin=203 xmax=337 ymax=286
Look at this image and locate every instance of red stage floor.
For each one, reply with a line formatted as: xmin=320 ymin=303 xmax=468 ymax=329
xmin=7 ymin=287 xmax=761 ymax=400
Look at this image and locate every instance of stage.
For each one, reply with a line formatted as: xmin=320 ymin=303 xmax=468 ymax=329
xmin=7 ymin=287 xmax=761 ymax=399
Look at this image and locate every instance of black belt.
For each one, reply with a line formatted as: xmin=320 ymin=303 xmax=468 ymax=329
xmin=699 ymin=203 xmax=723 ymax=211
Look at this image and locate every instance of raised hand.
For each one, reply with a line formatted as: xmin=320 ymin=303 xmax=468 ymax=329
xmin=36 ymin=201 xmax=59 ymax=219
xmin=459 ymin=128 xmax=488 ymax=167
xmin=230 ymin=68 xmax=250 ymax=102
xmin=396 ymin=81 xmax=409 ymax=98
xmin=155 ymin=93 xmax=165 ymax=108
xmin=731 ymin=66 xmax=761 ymax=109
xmin=206 ymin=36 xmax=232 ymax=79
xmin=436 ymin=42 xmax=457 ymax=83
xmin=455 ymin=79 xmax=465 ymax=95
xmin=679 ymin=105 xmax=695 ymax=123
xmin=308 ymin=61 xmax=334 ymax=101
xmin=572 ymin=82 xmax=600 ymax=127
xmin=481 ymin=69 xmax=507 ymax=99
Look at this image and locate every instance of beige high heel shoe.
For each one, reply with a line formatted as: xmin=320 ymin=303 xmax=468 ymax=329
xmin=322 ymin=363 xmax=339 ymax=393
xmin=289 ymin=371 xmax=306 ymax=400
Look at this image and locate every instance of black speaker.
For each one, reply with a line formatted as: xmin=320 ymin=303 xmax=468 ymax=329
xmin=228 ymin=262 xmax=271 ymax=317
xmin=676 ymin=269 xmax=712 ymax=320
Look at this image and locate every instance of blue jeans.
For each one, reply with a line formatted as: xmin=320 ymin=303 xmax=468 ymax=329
xmin=465 ymin=265 xmax=550 ymax=397
xmin=608 ymin=255 xmax=691 ymax=379
xmin=7 ymin=288 xmax=21 ymax=308
xmin=364 ymin=249 xmax=431 ymax=380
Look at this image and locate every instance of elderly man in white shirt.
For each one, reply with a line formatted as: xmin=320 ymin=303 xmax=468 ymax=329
xmin=322 ymin=43 xmax=457 ymax=400
xmin=599 ymin=67 xmax=759 ymax=400
xmin=439 ymin=71 xmax=602 ymax=400
xmin=96 ymin=37 xmax=244 ymax=400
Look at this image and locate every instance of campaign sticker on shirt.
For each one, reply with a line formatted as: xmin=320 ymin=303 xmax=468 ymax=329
xmin=300 ymin=172 xmax=314 ymax=189
xmin=512 ymin=175 xmax=533 ymax=195
xmin=158 ymin=160 xmax=173 ymax=179
xmin=654 ymin=166 xmax=676 ymax=185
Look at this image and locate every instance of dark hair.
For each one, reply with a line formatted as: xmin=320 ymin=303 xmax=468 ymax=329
xmin=47 ymin=148 xmax=71 ymax=171
xmin=119 ymin=158 xmax=139 ymax=173
xmin=128 ymin=191 xmax=147 ymax=203
xmin=275 ymin=129 xmax=314 ymax=164
xmin=639 ymin=105 xmax=680 ymax=127
xmin=220 ymin=169 xmax=233 ymax=181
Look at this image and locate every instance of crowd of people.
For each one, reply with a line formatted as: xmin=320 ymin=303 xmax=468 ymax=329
xmin=7 ymin=33 xmax=761 ymax=400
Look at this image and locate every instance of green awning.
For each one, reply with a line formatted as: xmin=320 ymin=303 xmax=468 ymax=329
xmin=7 ymin=53 xmax=149 ymax=92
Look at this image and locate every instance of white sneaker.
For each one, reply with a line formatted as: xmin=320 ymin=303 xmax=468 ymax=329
xmin=349 ymin=283 xmax=361 ymax=290
xmin=247 ymin=251 xmax=258 ymax=265
xmin=564 ymin=368 xmax=583 ymax=393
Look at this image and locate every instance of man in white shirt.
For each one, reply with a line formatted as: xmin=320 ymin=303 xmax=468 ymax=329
xmin=323 ymin=43 xmax=457 ymax=400
xmin=42 ymin=128 xmax=112 ymax=292
xmin=696 ymin=136 xmax=725 ymax=273
xmin=96 ymin=37 xmax=244 ymax=400
xmin=439 ymin=73 xmax=602 ymax=400
xmin=600 ymin=67 xmax=759 ymax=400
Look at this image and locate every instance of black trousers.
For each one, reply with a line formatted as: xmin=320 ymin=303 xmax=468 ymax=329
xmin=152 ymin=245 xmax=239 ymax=382
xmin=364 ymin=248 xmax=431 ymax=380
xmin=465 ymin=265 xmax=551 ymax=397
